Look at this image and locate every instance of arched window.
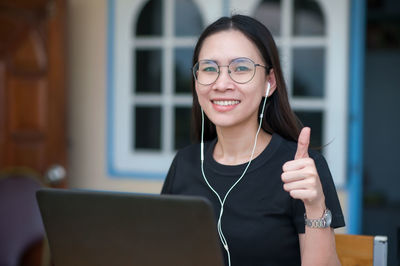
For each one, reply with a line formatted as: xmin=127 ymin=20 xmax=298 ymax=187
xmin=110 ymin=0 xmax=204 ymax=177
xmin=109 ymin=0 xmax=349 ymax=186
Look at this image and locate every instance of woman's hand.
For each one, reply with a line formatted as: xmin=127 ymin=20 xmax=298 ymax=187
xmin=282 ymin=127 xmax=340 ymax=266
xmin=281 ymin=127 xmax=326 ymax=214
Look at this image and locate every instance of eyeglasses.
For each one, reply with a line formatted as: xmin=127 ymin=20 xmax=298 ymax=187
xmin=192 ymin=57 xmax=269 ymax=85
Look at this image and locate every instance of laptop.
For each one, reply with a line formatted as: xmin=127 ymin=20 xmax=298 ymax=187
xmin=36 ymin=189 xmax=224 ymax=266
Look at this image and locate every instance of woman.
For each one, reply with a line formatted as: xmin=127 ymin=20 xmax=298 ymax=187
xmin=162 ymin=15 xmax=345 ymax=266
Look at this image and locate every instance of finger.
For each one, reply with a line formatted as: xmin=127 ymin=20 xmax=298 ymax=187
xmin=281 ymin=171 xmax=306 ymax=183
xmin=295 ymin=127 xmax=311 ymax=160
xmin=283 ymin=178 xmax=316 ymax=191
xmin=282 ymin=157 xmax=314 ymax=172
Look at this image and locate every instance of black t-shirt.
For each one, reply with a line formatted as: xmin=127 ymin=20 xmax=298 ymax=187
xmin=161 ymin=133 xmax=345 ymax=266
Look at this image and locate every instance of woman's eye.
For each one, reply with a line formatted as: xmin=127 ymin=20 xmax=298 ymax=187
xmin=202 ymin=66 xmax=218 ymax=72
xmin=234 ymin=66 xmax=250 ymax=72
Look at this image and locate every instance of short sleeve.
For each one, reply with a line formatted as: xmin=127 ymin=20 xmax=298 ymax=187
xmin=292 ymin=152 xmax=346 ymax=233
xmin=161 ymin=155 xmax=177 ymax=194
xmin=314 ymin=153 xmax=345 ymax=228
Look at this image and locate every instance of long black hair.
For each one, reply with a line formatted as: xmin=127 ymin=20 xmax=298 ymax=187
xmin=191 ymin=15 xmax=302 ymax=142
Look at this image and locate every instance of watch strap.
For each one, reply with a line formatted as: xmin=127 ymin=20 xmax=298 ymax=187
xmin=304 ymin=209 xmax=331 ymax=228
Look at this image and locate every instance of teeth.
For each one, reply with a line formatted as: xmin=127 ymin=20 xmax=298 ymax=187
xmin=213 ymin=100 xmax=240 ymax=106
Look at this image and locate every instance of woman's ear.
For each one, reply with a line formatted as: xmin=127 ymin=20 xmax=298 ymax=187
xmin=265 ymin=68 xmax=277 ymax=97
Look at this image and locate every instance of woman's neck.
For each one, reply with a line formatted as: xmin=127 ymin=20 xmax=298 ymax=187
xmin=213 ymin=124 xmax=271 ymax=166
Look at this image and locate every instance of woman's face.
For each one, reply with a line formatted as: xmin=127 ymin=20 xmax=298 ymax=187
xmin=195 ymin=30 xmax=271 ymax=131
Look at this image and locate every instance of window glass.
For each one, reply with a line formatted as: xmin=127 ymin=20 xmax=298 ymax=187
xmin=175 ymin=48 xmax=194 ymax=94
xmin=293 ymin=0 xmax=325 ymax=36
xmin=136 ymin=0 xmax=162 ymax=36
xmin=175 ymin=0 xmax=203 ymax=36
xmin=135 ymin=49 xmax=162 ymax=93
xmin=292 ymin=48 xmax=325 ymax=97
xmin=295 ymin=111 xmax=323 ymax=149
xmin=253 ymin=0 xmax=281 ymax=36
xmin=174 ymin=107 xmax=192 ymax=150
xmin=134 ymin=106 xmax=161 ymax=150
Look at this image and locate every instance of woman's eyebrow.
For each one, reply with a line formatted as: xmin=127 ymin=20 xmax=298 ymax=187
xmin=199 ymin=57 xmax=250 ymax=64
xmin=199 ymin=59 xmax=218 ymax=63
xmin=233 ymin=57 xmax=250 ymax=62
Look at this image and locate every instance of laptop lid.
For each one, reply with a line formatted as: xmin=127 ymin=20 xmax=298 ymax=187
xmin=36 ymin=189 xmax=224 ymax=266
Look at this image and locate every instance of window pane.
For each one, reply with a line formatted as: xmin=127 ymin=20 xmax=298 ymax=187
xmin=293 ymin=48 xmax=325 ymax=97
xmin=253 ymin=0 xmax=281 ymax=36
xmin=175 ymin=48 xmax=193 ymax=94
xmin=134 ymin=106 xmax=161 ymax=150
xmin=175 ymin=0 xmax=203 ymax=36
xmin=295 ymin=111 xmax=323 ymax=148
xmin=135 ymin=0 xmax=162 ymax=36
xmin=293 ymin=0 xmax=325 ymax=36
xmin=135 ymin=49 xmax=162 ymax=93
xmin=174 ymin=107 xmax=192 ymax=150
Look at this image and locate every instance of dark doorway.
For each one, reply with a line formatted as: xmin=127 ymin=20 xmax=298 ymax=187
xmin=363 ymin=0 xmax=400 ymax=265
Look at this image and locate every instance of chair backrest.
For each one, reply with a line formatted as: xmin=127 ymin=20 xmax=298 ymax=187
xmin=335 ymin=234 xmax=388 ymax=266
xmin=0 ymin=174 xmax=45 ymax=266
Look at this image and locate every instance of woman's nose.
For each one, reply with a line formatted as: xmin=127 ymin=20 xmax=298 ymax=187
xmin=213 ymin=66 xmax=233 ymax=90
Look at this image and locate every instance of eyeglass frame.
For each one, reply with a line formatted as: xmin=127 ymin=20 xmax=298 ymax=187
xmin=192 ymin=57 xmax=271 ymax=85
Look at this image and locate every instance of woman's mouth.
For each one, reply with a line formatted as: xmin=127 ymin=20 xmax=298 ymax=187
xmin=212 ymin=100 xmax=240 ymax=106
xmin=211 ymin=99 xmax=240 ymax=112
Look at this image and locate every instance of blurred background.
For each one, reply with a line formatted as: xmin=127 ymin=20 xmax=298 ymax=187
xmin=0 ymin=0 xmax=399 ymax=265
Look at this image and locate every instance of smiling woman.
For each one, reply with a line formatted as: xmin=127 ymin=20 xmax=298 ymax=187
xmin=194 ymin=30 xmax=273 ymax=136
xmin=162 ymin=15 xmax=345 ymax=266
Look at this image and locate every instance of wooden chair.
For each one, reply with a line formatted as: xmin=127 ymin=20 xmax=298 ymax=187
xmin=335 ymin=234 xmax=388 ymax=266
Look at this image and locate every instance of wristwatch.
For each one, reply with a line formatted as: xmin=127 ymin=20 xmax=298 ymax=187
xmin=304 ymin=209 xmax=332 ymax=228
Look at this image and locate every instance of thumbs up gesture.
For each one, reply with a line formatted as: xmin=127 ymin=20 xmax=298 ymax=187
xmin=281 ymin=127 xmax=326 ymax=211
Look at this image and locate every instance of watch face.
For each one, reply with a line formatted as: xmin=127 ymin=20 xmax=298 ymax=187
xmin=325 ymin=209 xmax=332 ymax=226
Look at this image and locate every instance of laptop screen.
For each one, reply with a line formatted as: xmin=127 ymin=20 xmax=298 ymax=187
xmin=37 ymin=189 xmax=224 ymax=266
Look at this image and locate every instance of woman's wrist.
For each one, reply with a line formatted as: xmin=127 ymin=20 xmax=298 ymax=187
xmin=304 ymin=200 xmax=326 ymax=219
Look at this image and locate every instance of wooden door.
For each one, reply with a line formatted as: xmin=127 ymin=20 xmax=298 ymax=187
xmin=0 ymin=0 xmax=67 ymax=187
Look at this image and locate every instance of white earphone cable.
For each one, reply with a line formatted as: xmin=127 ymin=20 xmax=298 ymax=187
xmin=200 ymin=83 xmax=271 ymax=266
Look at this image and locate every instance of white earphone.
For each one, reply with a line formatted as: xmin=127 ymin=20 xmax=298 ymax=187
xmin=200 ymin=82 xmax=271 ymax=266
xmin=265 ymin=81 xmax=270 ymax=96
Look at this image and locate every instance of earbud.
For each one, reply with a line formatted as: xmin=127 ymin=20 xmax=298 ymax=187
xmin=260 ymin=82 xmax=271 ymax=120
xmin=265 ymin=82 xmax=271 ymax=97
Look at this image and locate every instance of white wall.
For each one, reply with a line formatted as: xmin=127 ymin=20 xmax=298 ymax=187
xmin=67 ymin=0 xmax=163 ymax=193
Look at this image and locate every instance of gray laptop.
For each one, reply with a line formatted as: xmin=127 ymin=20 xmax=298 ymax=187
xmin=36 ymin=189 xmax=224 ymax=266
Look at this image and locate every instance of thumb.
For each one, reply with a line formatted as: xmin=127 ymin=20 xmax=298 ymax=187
xmin=295 ymin=127 xmax=310 ymax=159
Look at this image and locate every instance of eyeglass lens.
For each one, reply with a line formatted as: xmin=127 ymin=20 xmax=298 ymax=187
xmin=193 ymin=58 xmax=257 ymax=85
